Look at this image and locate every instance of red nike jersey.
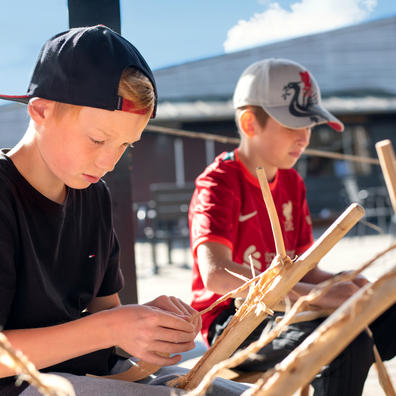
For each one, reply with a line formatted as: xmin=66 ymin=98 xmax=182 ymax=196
xmin=189 ymin=149 xmax=314 ymax=344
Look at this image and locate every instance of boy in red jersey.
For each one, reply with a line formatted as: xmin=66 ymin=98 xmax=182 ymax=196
xmin=189 ymin=58 xmax=396 ymax=396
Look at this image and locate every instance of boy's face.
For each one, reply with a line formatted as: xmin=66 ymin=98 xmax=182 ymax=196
xmin=254 ymin=116 xmax=311 ymax=170
xmin=37 ymin=103 xmax=149 ymax=189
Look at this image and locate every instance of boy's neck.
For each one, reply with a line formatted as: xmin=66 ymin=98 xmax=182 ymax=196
xmin=237 ymin=145 xmax=278 ymax=182
xmin=7 ymin=128 xmax=67 ymax=204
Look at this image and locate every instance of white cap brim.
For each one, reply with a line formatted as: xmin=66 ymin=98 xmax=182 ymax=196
xmin=265 ymin=103 xmax=344 ymax=132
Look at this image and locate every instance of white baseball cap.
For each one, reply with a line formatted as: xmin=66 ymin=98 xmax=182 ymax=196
xmin=233 ymin=58 xmax=344 ymax=132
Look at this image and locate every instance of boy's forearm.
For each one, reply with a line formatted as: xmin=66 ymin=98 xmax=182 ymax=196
xmin=197 ymin=241 xmax=260 ymax=296
xmin=204 ymin=260 xmax=260 ymax=296
xmin=0 ymin=309 xmax=114 ymax=378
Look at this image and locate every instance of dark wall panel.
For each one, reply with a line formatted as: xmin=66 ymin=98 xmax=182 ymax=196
xmin=68 ymin=0 xmax=121 ymax=33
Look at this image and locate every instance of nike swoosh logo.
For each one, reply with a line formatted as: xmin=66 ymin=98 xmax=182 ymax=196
xmin=239 ymin=211 xmax=258 ymax=222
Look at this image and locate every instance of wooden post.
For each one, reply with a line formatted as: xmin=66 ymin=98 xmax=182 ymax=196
xmin=375 ymin=139 xmax=396 ymax=214
xmin=68 ymin=0 xmax=121 ymax=34
xmin=174 ymin=203 xmax=364 ymax=390
xmin=245 ymin=266 xmax=396 ymax=396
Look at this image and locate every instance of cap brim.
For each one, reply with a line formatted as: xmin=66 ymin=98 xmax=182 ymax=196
xmin=265 ymin=103 xmax=344 ymax=132
xmin=0 ymin=94 xmax=31 ymax=105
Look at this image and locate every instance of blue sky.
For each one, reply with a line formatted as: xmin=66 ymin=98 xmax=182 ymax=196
xmin=0 ymin=0 xmax=396 ymax=99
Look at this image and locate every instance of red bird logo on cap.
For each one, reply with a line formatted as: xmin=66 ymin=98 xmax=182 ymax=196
xmin=281 ymin=71 xmax=320 ymax=122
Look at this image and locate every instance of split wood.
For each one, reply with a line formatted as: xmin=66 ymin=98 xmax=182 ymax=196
xmin=0 ymin=332 xmax=75 ymax=396
xmin=242 ymin=264 xmax=396 ymax=396
xmin=88 ymin=359 xmax=160 ymax=382
xmin=376 ymin=139 xmax=396 ymax=214
xmin=89 ymin=351 xmax=171 ymax=382
xmin=183 ymin=242 xmax=396 ymax=396
xmin=169 ymin=203 xmax=364 ymax=390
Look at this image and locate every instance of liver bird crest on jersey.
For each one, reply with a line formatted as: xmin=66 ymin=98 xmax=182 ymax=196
xmin=282 ymin=71 xmax=320 ymax=123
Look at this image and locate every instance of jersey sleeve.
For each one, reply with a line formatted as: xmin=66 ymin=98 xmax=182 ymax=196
xmin=295 ymin=178 xmax=314 ymax=255
xmin=189 ymin=169 xmax=240 ymax=255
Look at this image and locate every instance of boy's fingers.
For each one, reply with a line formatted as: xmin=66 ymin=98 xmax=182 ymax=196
xmin=150 ymin=340 xmax=196 ymax=355
xmin=192 ymin=315 xmax=202 ymax=332
xmin=145 ymin=296 xmax=189 ymax=317
xmin=153 ymin=309 xmax=195 ymax=332
xmin=167 ymin=298 xmax=201 ymax=331
xmin=169 ymin=296 xmax=191 ymax=316
xmin=139 ymin=352 xmax=182 ymax=367
xmin=153 ymin=326 xmax=196 ymax=344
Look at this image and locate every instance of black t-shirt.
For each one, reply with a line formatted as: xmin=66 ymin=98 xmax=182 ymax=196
xmin=0 ymin=152 xmax=124 ymax=394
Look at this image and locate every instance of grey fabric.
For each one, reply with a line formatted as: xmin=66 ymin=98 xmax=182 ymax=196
xmin=20 ymin=360 xmax=250 ymax=396
xmin=20 ymin=374 xmax=179 ymax=396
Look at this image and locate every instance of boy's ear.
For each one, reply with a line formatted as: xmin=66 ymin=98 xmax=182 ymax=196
xmin=27 ymin=98 xmax=54 ymax=125
xmin=239 ymin=110 xmax=256 ymax=138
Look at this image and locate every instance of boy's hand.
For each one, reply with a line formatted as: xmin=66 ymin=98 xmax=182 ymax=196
xmin=144 ymin=295 xmax=202 ymax=335
xmin=338 ymin=271 xmax=370 ymax=288
xmin=108 ymin=301 xmax=199 ymax=366
xmin=315 ymin=281 xmax=360 ymax=309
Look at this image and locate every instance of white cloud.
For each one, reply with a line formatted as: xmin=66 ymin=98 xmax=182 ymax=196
xmin=224 ymin=0 xmax=378 ymax=52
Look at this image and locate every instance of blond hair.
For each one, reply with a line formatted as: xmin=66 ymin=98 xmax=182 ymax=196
xmin=118 ymin=68 xmax=155 ymax=116
xmin=52 ymin=67 xmax=155 ymax=119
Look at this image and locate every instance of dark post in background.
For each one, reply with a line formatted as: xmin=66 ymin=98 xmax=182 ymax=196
xmin=68 ymin=0 xmax=138 ymax=304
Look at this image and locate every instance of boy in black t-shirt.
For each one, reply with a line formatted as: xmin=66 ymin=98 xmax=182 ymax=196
xmin=0 ymin=26 xmax=248 ymax=396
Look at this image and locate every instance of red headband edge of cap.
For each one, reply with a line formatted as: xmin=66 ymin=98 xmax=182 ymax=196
xmin=118 ymin=96 xmax=154 ymax=118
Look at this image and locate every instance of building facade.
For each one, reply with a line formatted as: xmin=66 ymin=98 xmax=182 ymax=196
xmin=1 ymin=16 xmax=395 ymax=236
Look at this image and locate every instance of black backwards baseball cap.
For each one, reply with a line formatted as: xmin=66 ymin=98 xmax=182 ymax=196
xmin=233 ymin=58 xmax=343 ymax=132
xmin=0 ymin=25 xmax=157 ymax=118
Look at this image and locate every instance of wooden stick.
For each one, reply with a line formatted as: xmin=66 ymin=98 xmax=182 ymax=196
xmin=171 ymin=203 xmax=364 ymax=390
xmin=375 ymin=139 xmax=396 ymax=214
xmin=274 ymin=309 xmax=334 ymax=324
xmin=145 ymin=124 xmax=380 ymax=165
xmin=249 ymin=254 xmax=256 ymax=279
xmin=304 ymin=148 xmax=379 ymax=165
xmin=366 ymin=327 xmax=396 ymax=396
xmin=299 ymin=385 xmax=310 ymax=396
xmin=89 ymin=359 xmax=160 ymax=382
xmin=256 ymin=167 xmax=286 ymax=259
xmin=244 ymin=267 xmax=396 ymax=396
